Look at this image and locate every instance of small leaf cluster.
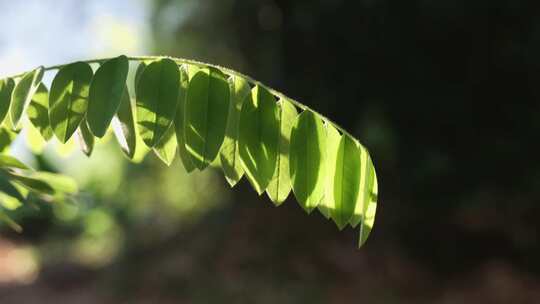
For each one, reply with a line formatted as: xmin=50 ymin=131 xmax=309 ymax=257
xmin=0 ymin=55 xmax=378 ymax=247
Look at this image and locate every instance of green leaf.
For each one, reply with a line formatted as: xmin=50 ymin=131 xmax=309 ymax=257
xmin=87 ymin=55 xmax=129 ymax=137
xmin=184 ymin=67 xmax=230 ymax=170
xmin=49 ymin=62 xmax=93 ymax=143
xmin=318 ymin=122 xmax=341 ymax=219
xmin=358 ymin=152 xmax=378 ymax=248
xmin=0 ymin=155 xmax=30 ymax=170
xmin=238 ymin=85 xmax=280 ymax=194
xmin=0 ymin=127 xmax=17 ymax=153
xmin=27 ymin=83 xmax=53 ymax=140
xmin=75 ymin=118 xmax=94 ymax=156
xmin=112 ymin=87 xmax=137 ymax=159
xmin=266 ymin=99 xmax=298 ymax=205
xmin=174 ymin=65 xmax=196 ymax=172
xmin=10 ymin=66 xmax=44 ymax=129
xmin=136 ymin=58 xmax=180 ymax=147
xmin=153 ymin=124 xmax=177 ymax=166
xmin=332 ymin=134 xmax=361 ymax=230
xmin=0 ymin=78 xmax=15 ymax=125
xmin=220 ymin=75 xmax=251 ymax=186
xmin=289 ymin=110 xmax=327 ymax=212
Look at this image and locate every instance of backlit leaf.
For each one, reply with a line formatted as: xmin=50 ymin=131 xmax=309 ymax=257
xmin=238 ymin=85 xmax=279 ymax=194
xmin=27 ymin=83 xmax=53 ymax=140
xmin=332 ymin=134 xmax=361 ymax=230
xmin=174 ymin=65 xmax=196 ymax=172
xmin=49 ymin=62 xmax=93 ymax=143
xmin=0 ymin=78 xmax=15 ymax=125
xmin=10 ymin=66 xmax=44 ymax=129
xmin=87 ymin=55 xmax=129 ymax=137
xmin=356 ymin=147 xmax=378 ymax=248
xmin=112 ymin=87 xmax=137 ymax=159
xmin=153 ymin=124 xmax=177 ymax=166
xmin=184 ymin=67 xmax=230 ymax=170
xmin=75 ymin=118 xmax=94 ymax=156
xmin=289 ymin=110 xmax=327 ymax=212
xmin=136 ymin=58 xmax=180 ymax=147
xmin=318 ymin=122 xmax=341 ymax=219
xmin=266 ymin=99 xmax=297 ymax=205
xmin=220 ymin=75 xmax=251 ymax=186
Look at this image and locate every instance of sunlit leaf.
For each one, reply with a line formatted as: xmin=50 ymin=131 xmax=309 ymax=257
xmin=10 ymin=67 xmax=44 ymax=129
xmin=184 ymin=67 xmax=230 ymax=170
xmin=112 ymin=87 xmax=137 ymax=159
xmin=174 ymin=65 xmax=196 ymax=172
xmin=332 ymin=134 xmax=361 ymax=230
xmin=75 ymin=118 xmax=94 ymax=157
xmin=289 ymin=110 xmax=327 ymax=212
xmin=153 ymin=124 xmax=177 ymax=166
xmin=27 ymin=83 xmax=53 ymax=140
xmin=266 ymin=99 xmax=298 ymax=205
xmin=238 ymin=85 xmax=279 ymax=194
xmin=87 ymin=55 xmax=129 ymax=137
xmin=136 ymin=58 xmax=180 ymax=147
xmin=318 ymin=122 xmax=341 ymax=219
xmin=49 ymin=62 xmax=93 ymax=143
xmin=220 ymin=75 xmax=251 ymax=186
xmin=1 ymin=55 xmax=380 ymax=248
xmin=0 ymin=78 xmax=15 ymax=125
xmin=359 ymin=163 xmax=377 ymax=247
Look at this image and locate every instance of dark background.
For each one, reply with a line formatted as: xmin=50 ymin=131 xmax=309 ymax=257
xmin=1 ymin=0 xmax=540 ymax=303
